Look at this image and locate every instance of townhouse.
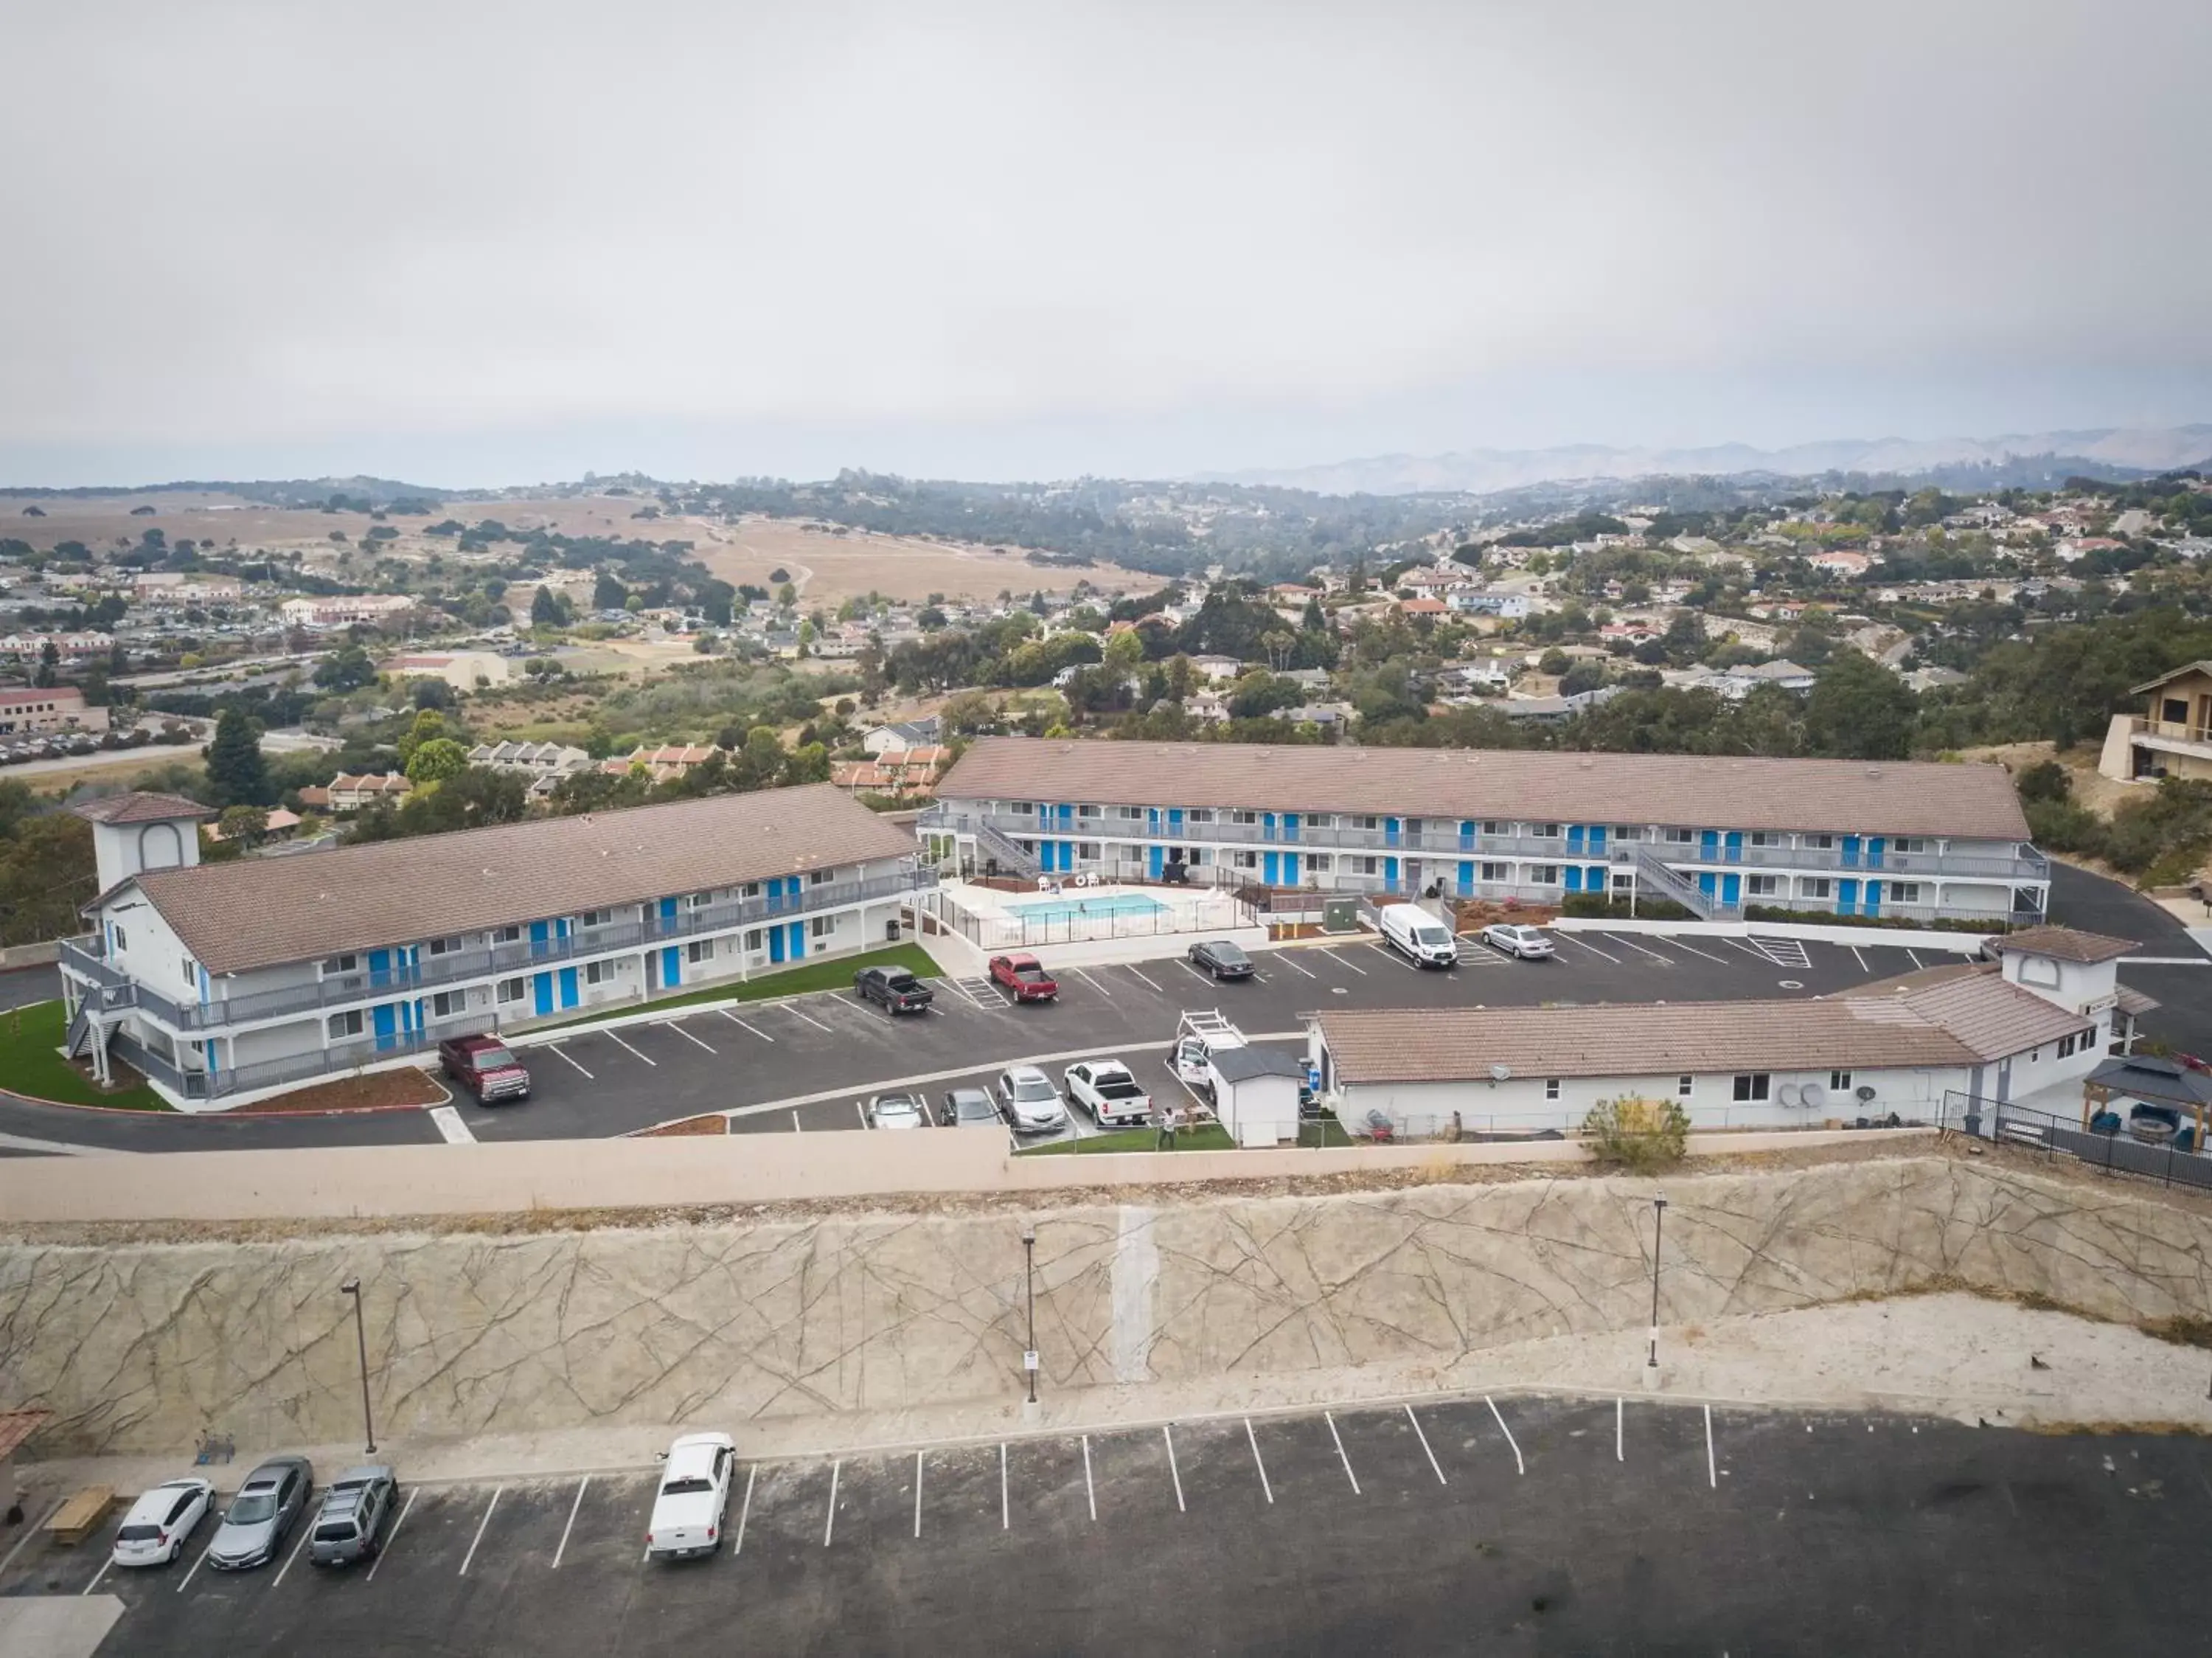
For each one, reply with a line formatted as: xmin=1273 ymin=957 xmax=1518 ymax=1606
xmin=2098 ymin=660 xmax=2212 ymax=785
xmin=60 ymin=784 xmax=929 ymax=1104
xmin=924 ymin=737 xmax=2048 ymax=923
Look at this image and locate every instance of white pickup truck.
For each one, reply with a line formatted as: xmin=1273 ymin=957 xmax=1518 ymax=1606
xmin=1169 ymin=1010 xmax=1245 ymax=1095
xmin=647 ymin=1432 xmax=736 ymax=1561
xmin=1062 ymin=1059 xmax=1153 ymax=1128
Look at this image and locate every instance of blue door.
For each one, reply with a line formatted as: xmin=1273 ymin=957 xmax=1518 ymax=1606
xmin=659 ymin=897 xmax=678 ymax=934
xmin=1262 ymin=852 xmax=1280 ymax=885
xmin=1841 ymin=836 xmax=1862 ymax=868
xmin=1146 ymin=808 xmax=1161 ymax=834
xmin=1281 ymin=852 xmax=1298 ymax=884
xmin=1383 ymin=856 xmax=1399 ymax=890
xmin=1283 ymin=814 xmax=1300 ymax=843
xmin=787 ymin=921 xmax=806 ymax=960
xmin=1564 ymin=867 xmax=1583 ymax=892
xmin=529 ymin=921 xmax=551 ymax=958
xmin=1167 ymin=809 xmax=1183 ymax=836
xmin=1262 ymin=812 xmax=1277 ymax=842
xmin=1723 ymin=832 xmax=1743 ymax=863
xmin=1588 ymin=826 xmax=1607 ymax=855
xmin=1567 ymin=825 xmax=1585 ymax=856
xmin=1698 ymin=872 xmax=1717 ymax=899
xmin=1384 ymin=818 xmax=1401 ymax=849
xmin=662 ymin=945 xmax=681 ymax=986
xmin=1721 ymin=873 xmax=1741 ymax=906
xmin=1056 ymin=803 xmax=1074 ymax=832
xmin=1060 ymin=840 xmax=1075 ymax=871
xmin=1866 ymin=837 xmax=1887 ymax=870
xmin=1459 ymin=859 xmax=1474 ymax=892
xmin=1863 ymin=881 xmax=1882 ymax=918
xmin=1838 ymin=878 xmax=1860 ymax=915
xmin=768 ymin=926 xmax=786 ymax=964
xmin=1458 ymin=820 xmax=1476 ymax=853
xmin=557 ymin=968 xmax=579 ymax=1008
xmin=372 ymin=1002 xmax=397 ymax=1050
xmin=1700 ymin=830 xmax=1719 ymax=861
xmin=1147 ymin=845 xmax=1164 ymax=879
xmin=533 ymin=972 xmax=554 ymax=1016
xmin=1587 ymin=865 xmax=1608 ymax=892
xmin=367 ymin=948 xmax=392 ymax=988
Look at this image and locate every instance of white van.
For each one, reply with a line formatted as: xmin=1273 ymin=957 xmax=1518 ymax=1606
xmin=1379 ymin=902 xmax=1458 ymax=968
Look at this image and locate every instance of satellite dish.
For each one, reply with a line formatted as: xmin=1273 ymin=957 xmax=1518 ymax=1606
xmin=1775 ymin=1083 xmax=1800 ymax=1107
xmin=1854 ymin=1084 xmax=1877 ymax=1103
xmin=1489 ymin=1064 xmax=1512 ymax=1083
xmin=1801 ymin=1081 xmax=1827 ymax=1110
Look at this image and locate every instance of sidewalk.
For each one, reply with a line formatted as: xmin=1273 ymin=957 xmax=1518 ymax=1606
xmin=17 ymin=1292 xmax=2208 ymax=1506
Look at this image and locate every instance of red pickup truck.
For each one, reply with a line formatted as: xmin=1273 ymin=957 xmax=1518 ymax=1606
xmin=988 ymin=953 xmax=1059 ymax=1003
xmin=438 ymin=1035 xmax=532 ymax=1104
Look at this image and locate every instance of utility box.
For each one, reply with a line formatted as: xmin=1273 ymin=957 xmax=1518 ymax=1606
xmin=1322 ymin=897 xmax=1361 ymax=934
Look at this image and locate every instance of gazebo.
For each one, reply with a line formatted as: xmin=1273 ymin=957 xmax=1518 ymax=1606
xmin=2081 ymin=1055 xmax=2212 ymax=1145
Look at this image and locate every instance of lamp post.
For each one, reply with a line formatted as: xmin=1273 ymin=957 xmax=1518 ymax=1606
xmin=338 ymin=1276 xmax=376 ymax=1455
xmin=1646 ymin=1197 xmax=1667 ymax=1370
xmin=1021 ymin=1223 xmax=1039 ymax=1406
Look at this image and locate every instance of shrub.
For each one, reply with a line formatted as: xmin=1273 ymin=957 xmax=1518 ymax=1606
xmin=1581 ymin=1096 xmax=1690 ymax=1172
xmin=1559 ymin=894 xmax=1694 ymax=921
xmin=2014 ymin=759 xmax=2072 ymax=803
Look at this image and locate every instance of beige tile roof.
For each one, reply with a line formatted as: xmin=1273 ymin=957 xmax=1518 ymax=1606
xmin=130 ymin=783 xmax=917 ymax=975
xmin=1988 ymin=925 xmax=2137 ymax=963
xmin=938 ymin=737 xmax=2032 ymax=840
xmin=1883 ymin=968 xmax=2097 ymax=1062
xmin=70 ymin=791 xmax=213 ymax=825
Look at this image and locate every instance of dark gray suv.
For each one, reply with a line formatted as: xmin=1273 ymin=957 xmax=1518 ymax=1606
xmin=207 ymin=1457 xmax=313 ymax=1570
xmin=310 ymin=1465 xmax=397 ymax=1567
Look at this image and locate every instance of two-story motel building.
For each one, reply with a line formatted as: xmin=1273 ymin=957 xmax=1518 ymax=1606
xmin=60 ymin=785 xmax=928 ymax=1105
xmin=925 ymin=738 xmax=2049 ymax=923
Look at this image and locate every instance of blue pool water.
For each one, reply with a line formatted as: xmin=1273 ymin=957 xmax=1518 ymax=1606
xmin=1006 ymin=892 xmax=1169 ymax=925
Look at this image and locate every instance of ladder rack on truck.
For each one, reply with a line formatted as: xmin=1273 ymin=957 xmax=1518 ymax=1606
xmin=1169 ymin=1010 xmax=1246 ymax=1092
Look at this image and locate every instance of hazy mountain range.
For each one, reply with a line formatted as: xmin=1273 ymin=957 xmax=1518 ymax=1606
xmin=1200 ymin=426 xmax=2212 ymax=499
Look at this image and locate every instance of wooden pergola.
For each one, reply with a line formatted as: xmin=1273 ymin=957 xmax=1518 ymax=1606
xmin=2082 ymin=1055 xmax=2212 ymax=1143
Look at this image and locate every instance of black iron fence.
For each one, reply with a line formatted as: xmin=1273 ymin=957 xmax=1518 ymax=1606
xmin=1942 ymin=1092 xmax=2212 ymax=1193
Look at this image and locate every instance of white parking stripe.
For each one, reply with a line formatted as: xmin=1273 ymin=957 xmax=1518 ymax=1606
xmin=914 ymin=1451 xmax=925 ymax=1539
xmin=1486 ymin=1396 xmax=1525 ymax=1475
xmin=1321 ymin=948 xmax=1366 ymax=977
xmin=364 ymin=1487 xmax=414 ymax=1583
xmin=1606 ymin=933 xmax=1674 ymax=964
xmin=175 ymin=1533 xmax=219 ymax=1594
xmin=1705 ymin=1404 xmax=1717 ymax=1488
xmin=1163 ymin=1425 xmax=1186 ymax=1512
xmin=1662 ymin=935 xmax=1731 ymax=964
xmin=1906 ymin=948 xmax=1925 ymax=970
xmin=81 ymin=1558 xmax=114 ymax=1596
xmin=1245 ymin=1418 xmax=1274 ymax=1504
xmin=824 ymin=1460 xmax=840 ymax=1547
xmin=1273 ymin=952 xmax=1316 ymax=978
xmin=855 ymin=1100 xmax=869 ymax=1129
xmin=719 ymin=1009 xmax=775 ymax=1041
xmin=1000 ymin=1443 xmax=1009 ymax=1531
xmin=552 ymin=1477 xmax=588 ymax=1569
xmin=606 ymin=1031 xmax=657 ymax=1067
xmin=428 ymin=1106 xmax=476 ymax=1144
xmin=1560 ymin=934 xmax=1621 ymax=963
xmin=1175 ymin=959 xmax=1212 ymax=985
xmin=1082 ymin=1435 xmax=1097 ymax=1522
xmin=1850 ymin=945 xmax=1871 ymax=973
xmin=733 ymin=1465 xmax=754 ymax=1555
xmin=546 ymin=1044 xmax=594 ymax=1078
xmin=790 ymin=1009 xmax=837 ymax=1035
xmin=3 ymin=1498 xmax=65 ymax=1580
xmin=1072 ymin=968 xmax=1112 ymax=996
xmin=1616 ymin=1398 xmax=1624 ymax=1462
xmin=1326 ymin=1412 xmax=1361 ymax=1495
xmin=459 ymin=1486 xmax=501 ymax=1576
xmin=791 ymin=1111 xmax=804 ymax=1132
xmin=1405 ymin=1405 xmax=1447 ymax=1484
xmin=271 ymin=1516 xmax=315 ymax=1587
xmin=1122 ymin=965 xmax=1164 ymax=993
xmin=663 ymin=1021 xmax=716 ymax=1052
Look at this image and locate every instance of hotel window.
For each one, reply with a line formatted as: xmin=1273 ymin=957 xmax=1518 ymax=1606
xmin=1232 ymin=850 xmax=1259 ymax=869
xmin=745 ymin=929 xmax=765 ymax=952
xmin=1747 ymin=831 xmax=1779 ymax=847
xmin=1804 ymin=833 xmax=1835 ymax=850
xmin=492 ymin=926 xmax=521 ymax=946
xmin=1115 ymin=805 xmax=1144 ymax=821
xmin=1307 ymin=814 xmax=1335 ymax=830
xmin=1307 ymin=853 xmax=1333 ymax=872
xmin=1662 ymin=826 xmax=1695 ymax=844
xmin=1352 ymin=856 xmax=1380 ymax=875
xmin=1890 ymin=883 xmax=1921 ymax=905
xmin=110 ymin=923 xmax=128 ymax=951
xmin=810 ymin=915 xmax=832 ymax=939
xmin=1078 ymin=804 xmax=1103 ymax=819
xmin=1745 ymin=875 xmax=1780 ymax=897
xmin=1186 ymin=808 xmax=1216 ymax=824
xmin=427 ymin=935 xmax=460 ymax=956
xmin=1352 ymin=815 xmax=1382 ymax=830
xmin=496 ymin=978 xmax=526 ymax=1005
xmin=1891 ymin=837 xmax=1927 ymax=854
xmin=579 ymin=910 xmax=610 ymax=929
xmin=1531 ymin=822 xmax=1561 ymax=839
xmin=583 ymin=959 xmax=614 ymax=985
xmin=2057 ymin=1033 xmax=2080 ymax=1058
xmin=1230 ymin=810 xmax=1259 ymax=825
xmin=808 ymin=869 xmax=832 ymax=886
xmin=181 ymin=957 xmax=197 ymax=987
xmin=1481 ymin=820 xmax=1508 ymax=837
xmin=1531 ymin=865 xmax=1559 ymax=884
xmin=1678 ymin=1075 xmax=1694 ymax=1097
xmin=1733 ymin=1073 xmax=1770 ymax=1102
xmin=323 ymin=952 xmax=356 ymax=975
xmin=686 ymin=939 xmax=713 ymax=965
xmin=1611 ymin=825 xmax=1644 ymax=842
xmin=431 ymin=989 xmax=467 ymax=1019
xmin=1544 ymin=1078 xmax=1561 ymax=1100
xmin=742 ymin=881 xmax=761 ymax=898
xmin=1800 ymin=878 xmax=1832 ymax=900
xmin=686 ymin=892 xmax=714 ymax=909
xmin=328 ymin=1010 xmax=365 ymax=1039
xmin=1613 ymin=873 xmax=1635 ymax=892
xmin=1079 ymin=842 xmax=1101 ymax=860
xmin=1829 ymin=1071 xmax=1853 ymax=1092
xmin=1480 ymin=862 xmax=1509 ymax=881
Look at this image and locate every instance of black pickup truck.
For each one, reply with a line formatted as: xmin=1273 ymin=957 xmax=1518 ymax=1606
xmin=854 ymin=965 xmax=935 ymax=1014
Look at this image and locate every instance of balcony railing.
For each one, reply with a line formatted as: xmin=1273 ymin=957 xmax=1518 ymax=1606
xmin=62 ymin=868 xmax=931 ymax=1034
xmin=2133 ymin=715 xmax=2212 ymax=751
xmin=927 ymin=806 xmax=2048 ymax=883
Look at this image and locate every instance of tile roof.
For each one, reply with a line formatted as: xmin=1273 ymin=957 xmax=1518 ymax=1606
xmin=69 ymin=791 xmax=214 ymax=825
xmin=2129 ymin=660 xmax=2212 ymax=695
xmin=0 ymin=1408 xmax=50 ymax=1462
xmin=939 ymin=738 xmax=2033 ymax=841
xmin=1879 ymin=968 xmax=2096 ymax=1062
xmin=1989 ymin=925 xmax=2137 ymax=963
xmin=127 ymin=783 xmax=917 ymax=975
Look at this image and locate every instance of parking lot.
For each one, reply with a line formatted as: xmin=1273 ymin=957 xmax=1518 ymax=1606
xmin=9 ymin=1395 xmax=2202 ymax=1654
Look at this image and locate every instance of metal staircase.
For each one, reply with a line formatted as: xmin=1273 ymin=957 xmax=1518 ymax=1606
xmin=1632 ymin=847 xmax=1719 ymax=919
xmin=973 ymin=819 xmax=1040 ymax=879
xmin=63 ymin=986 xmax=133 ymax=1086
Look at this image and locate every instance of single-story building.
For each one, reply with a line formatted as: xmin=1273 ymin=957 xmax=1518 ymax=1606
xmin=0 ymin=686 xmax=109 ymax=736
xmin=1205 ymin=1044 xmax=1305 ymax=1147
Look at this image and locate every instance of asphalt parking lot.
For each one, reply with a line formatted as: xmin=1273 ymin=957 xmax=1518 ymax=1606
xmin=9 ymin=1396 xmax=2203 ymax=1655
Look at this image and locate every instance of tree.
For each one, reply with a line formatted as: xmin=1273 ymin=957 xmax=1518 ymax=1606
xmin=1802 ymin=649 xmax=1917 ymax=760
xmin=1101 ymin=628 xmax=1146 ymax=683
xmin=1581 ymin=1096 xmax=1689 ymax=1172
xmin=776 ymin=582 xmax=799 ymax=608
xmin=410 ymin=677 xmax=456 ymax=711
xmin=217 ymin=804 xmax=269 ymax=847
xmin=32 ymin=640 xmax=58 ymax=688
xmin=1301 ymin=595 xmax=1326 ymax=632
xmin=733 ymin=726 xmax=787 ymax=789
xmin=314 ymin=643 xmax=378 ymax=691
xmin=396 ymin=708 xmax=447 ymax=766
xmin=404 ymin=737 xmax=469 ymax=783
xmin=768 ymin=566 xmax=790 ymax=584
xmin=593 ymin=570 xmax=628 ymax=611
xmin=1537 ymin=648 xmax=1571 ymax=676
xmin=530 ymin=585 xmax=568 ymax=627
xmin=204 ymin=708 xmax=274 ymax=808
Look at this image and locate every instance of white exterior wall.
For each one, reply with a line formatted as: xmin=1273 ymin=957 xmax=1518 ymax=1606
xmin=1214 ymin=1072 xmax=1301 ymax=1147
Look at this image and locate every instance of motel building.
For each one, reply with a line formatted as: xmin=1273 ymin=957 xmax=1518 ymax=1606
xmin=58 ymin=785 xmax=929 ymax=1106
xmin=1307 ymin=926 xmax=2152 ymax=1137
xmin=924 ymin=737 xmax=2051 ymax=924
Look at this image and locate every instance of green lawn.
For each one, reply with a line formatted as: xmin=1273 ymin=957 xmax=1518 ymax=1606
xmin=0 ymin=1000 xmax=167 ymax=1110
xmin=531 ymin=942 xmax=945 ymax=1033
xmin=1018 ymin=1122 xmax=1239 ymax=1156
xmin=1297 ymin=1116 xmax=1354 ymax=1148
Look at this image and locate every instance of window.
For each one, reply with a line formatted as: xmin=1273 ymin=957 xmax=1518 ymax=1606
xmin=579 ymin=909 xmax=609 ymax=929
xmin=1829 ymin=1071 xmax=1852 ymax=1092
xmin=1353 ymin=815 xmax=1381 ymax=830
xmin=181 ymin=957 xmax=196 ymax=987
xmin=1891 ymin=837 xmax=1927 ymax=854
xmin=1678 ymin=1075 xmax=1694 ymax=1097
xmin=1011 ymin=801 xmax=1036 ymax=816
xmin=1114 ymin=805 xmax=1144 ymax=821
xmin=328 ymin=1010 xmax=364 ymax=1039
xmin=1530 ymin=864 xmax=1560 ymax=884
xmin=431 ymin=989 xmax=467 ymax=1019
xmin=1307 ymin=853 xmax=1333 ymax=872
xmin=1186 ymin=808 xmax=1216 ymax=824
xmin=1663 ymin=826 xmax=1695 ymax=844
xmin=1078 ymin=803 xmax=1102 ymax=819
xmin=108 ymin=923 xmax=128 ymax=951
xmin=323 ymin=953 xmax=356 ymax=975
xmin=1480 ymin=861 xmax=1509 ymax=881
xmin=1889 ymin=883 xmax=1921 ymax=905
xmin=1732 ymin=1073 xmax=1771 ymax=1101
xmin=1079 ymin=842 xmax=1101 ymax=860
xmin=1544 ymin=1078 xmax=1561 ymax=1100
xmin=808 ymin=869 xmax=832 ymax=886
xmin=1230 ymin=810 xmax=1259 ymax=825
xmin=1746 ymin=875 xmax=1780 ymax=897
xmin=745 ymin=929 xmax=764 ymax=951
xmin=1611 ymin=825 xmax=1644 ymax=842
xmin=810 ymin=915 xmax=832 ymax=939
xmin=496 ymin=978 xmax=526 ymax=1004
xmin=1800 ymin=877 xmax=1832 ymax=900
xmin=1804 ymin=833 xmax=1834 ymax=850
xmin=1307 ymin=814 xmax=1336 ymax=830
xmin=1481 ymin=820 xmax=1507 ymax=836
xmin=2057 ymin=1033 xmax=2081 ymax=1059
xmin=1232 ymin=850 xmax=1259 ymax=869
xmin=1747 ymin=831 xmax=1779 ymax=847
xmin=1531 ymin=822 xmax=1561 ymax=839
xmin=1353 ymin=856 xmax=1380 ymax=875
xmin=742 ymin=881 xmax=761 ymax=898
xmin=686 ymin=892 xmax=714 ymax=909
xmin=1613 ymin=873 xmax=1635 ymax=892
xmin=686 ymin=939 xmax=713 ymax=965
xmin=583 ymin=959 xmax=614 ymax=985
xmin=427 ymin=936 xmax=459 ymax=956
xmin=492 ymin=926 xmax=521 ymax=946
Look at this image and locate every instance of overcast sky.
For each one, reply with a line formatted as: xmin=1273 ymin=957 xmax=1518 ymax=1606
xmin=4 ymin=0 xmax=2207 ymax=488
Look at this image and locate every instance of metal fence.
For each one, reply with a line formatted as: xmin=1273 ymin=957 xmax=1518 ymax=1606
xmin=921 ymin=887 xmax=1257 ymax=951
xmin=1941 ymin=1092 xmax=2212 ymax=1193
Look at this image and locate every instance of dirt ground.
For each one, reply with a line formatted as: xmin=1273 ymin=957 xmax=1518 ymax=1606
xmin=233 ymin=1067 xmax=447 ymax=1114
xmin=692 ymin=516 xmax=1150 ymax=608
xmin=1955 ymin=740 xmax=2140 ymax=819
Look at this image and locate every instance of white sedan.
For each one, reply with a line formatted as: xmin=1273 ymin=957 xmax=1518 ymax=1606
xmin=996 ymin=1065 xmax=1068 ymax=1132
xmin=867 ymin=1092 xmax=927 ymax=1130
xmin=647 ymin=1433 xmax=737 ymax=1561
xmin=111 ymin=1477 xmax=215 ymax=1567
xmin=1481 ymin=923 xmax=1555 ymax=960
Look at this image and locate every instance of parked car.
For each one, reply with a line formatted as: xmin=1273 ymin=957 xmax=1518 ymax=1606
xmin=1481 ymin=923 xmax=1555 ymax=961
xmin=989 ymin=954 xmax=1059 ymax=1002
xmin=1380 ymin=902 xmax=1459 ymax=968
xmin=310 ymin=1465 xmax=397 ymax=1567
xmin=868 ymin=1091 xmax=927 ymax=1130
xmin=1062 ymin=1060 xmax=1153 ymax=1128
xmin=207 ymin=1456 xmax=313 ymax=1571
xmin=853 ymin=965 xmax=934 ymax=1014
xmin=439 ymin=1034 xmax=531 ymax=1104
xmin=111 ymin=1477 xmax=214 ymax=1568
xmin=995 ymin=1065 xmax=1068 ymax=1132
xmin=939 ymin=1086 xmax=1001 ymax=1128
xmin=1187 ymin=939 xmax=1254 ymax=980
xmin=647 ymin=1432 xmax=737 ymax=1561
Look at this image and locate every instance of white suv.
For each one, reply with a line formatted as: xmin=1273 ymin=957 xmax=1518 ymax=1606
xmin=1482 ymin=923 xmax=1555 ymax=960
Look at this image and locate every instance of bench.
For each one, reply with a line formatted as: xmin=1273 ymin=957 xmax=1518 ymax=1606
xmin=46 ymin=1486 xmax=115 ymax=1546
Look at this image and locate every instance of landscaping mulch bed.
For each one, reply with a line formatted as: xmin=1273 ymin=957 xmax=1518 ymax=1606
xmin=634 ymin=1114 xmax=730 ymax=1137
xmin=230 ymin=1067 xmax=446 ymax=1114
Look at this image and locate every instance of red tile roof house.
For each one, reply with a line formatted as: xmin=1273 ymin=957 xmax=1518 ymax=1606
xmin=1397 ymin=597 xmax=1450 ymax=617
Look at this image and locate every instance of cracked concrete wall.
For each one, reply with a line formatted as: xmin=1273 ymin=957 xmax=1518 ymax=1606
xmin=4 ymin=1156 xmax=2208 ymax=1457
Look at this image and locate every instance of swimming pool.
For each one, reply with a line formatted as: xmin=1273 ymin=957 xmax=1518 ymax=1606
xmin=1006 ymin=892 xmax=1169 ymax=926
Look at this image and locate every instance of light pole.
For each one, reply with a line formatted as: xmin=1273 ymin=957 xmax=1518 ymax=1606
xmin=1021 ymin=1223 xmax=1039 ymax=1406
xmin=338 ymin=1276 xmax=376 ymax=1455
xmin=1646 ymin=1197 xmax=1667 ymax=1370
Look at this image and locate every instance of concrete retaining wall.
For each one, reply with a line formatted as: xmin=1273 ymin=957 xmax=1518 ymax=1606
xmin=4 ymin=1153 xmax=2208 ymax=1457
